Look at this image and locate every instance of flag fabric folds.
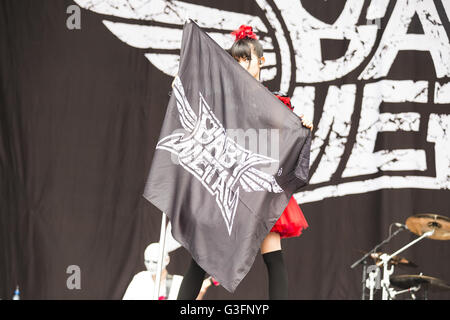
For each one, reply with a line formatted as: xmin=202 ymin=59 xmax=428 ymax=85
xmin=143 ymin=20 xmax=311 ymax=293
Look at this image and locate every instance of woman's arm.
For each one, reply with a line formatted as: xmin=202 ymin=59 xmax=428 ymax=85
xmin=273 ymin=92 xmax=313 ymax=131
xmin=195 ymin=277 xmax=212 ymax=300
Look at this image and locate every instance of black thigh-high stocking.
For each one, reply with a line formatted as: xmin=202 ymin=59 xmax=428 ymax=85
xmin=177 ymin=257 xmax=206 ymax=300
xmin=262 ymin=250 xmax=288 ymax=300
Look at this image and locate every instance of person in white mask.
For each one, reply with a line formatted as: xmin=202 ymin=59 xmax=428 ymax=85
xmin=123 ymin=223 xmax=218 ymax=300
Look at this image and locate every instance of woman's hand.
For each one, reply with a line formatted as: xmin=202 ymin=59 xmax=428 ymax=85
xmin=200 ymin=278 xmax=212 ymax=292
xmin=299 ymin=114 xmax=313 ymax=131
xmin=195 ymin=277 xmax=214 ymax=300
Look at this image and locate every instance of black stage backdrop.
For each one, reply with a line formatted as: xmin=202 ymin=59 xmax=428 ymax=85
xmin=1 ymin=0 xmax=449 ymax=299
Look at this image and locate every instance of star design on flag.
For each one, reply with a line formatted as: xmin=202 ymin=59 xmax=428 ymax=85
xmin=157 ymin=76 xmax=283 ymax=235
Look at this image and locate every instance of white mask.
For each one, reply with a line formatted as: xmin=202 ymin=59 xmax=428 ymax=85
xmin=144 ymin=243 xmax=170 ymax=274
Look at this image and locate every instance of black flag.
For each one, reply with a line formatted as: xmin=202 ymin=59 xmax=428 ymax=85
xmin=143 ymin=20 xmax=311 ymax=293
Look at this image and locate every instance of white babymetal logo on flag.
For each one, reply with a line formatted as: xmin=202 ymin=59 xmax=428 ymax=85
xmin=75 ymin=0 xmax=450 ymax=203
xmin=157 ymin=76 xmax=283 ymax=235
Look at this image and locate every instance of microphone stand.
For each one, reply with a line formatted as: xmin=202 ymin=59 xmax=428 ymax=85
xmin=361 ymin=260 xmax=367 ymax=300
xmin=350 ymin=226 xmax=406 ymax=300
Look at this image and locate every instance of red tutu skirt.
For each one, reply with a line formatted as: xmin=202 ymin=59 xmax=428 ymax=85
xmin=270 ymin=196 xmax=308 ymax=238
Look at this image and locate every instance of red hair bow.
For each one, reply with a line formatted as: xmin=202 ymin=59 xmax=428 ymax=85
xmin=230 ymin=24 xmax=258 ymax=41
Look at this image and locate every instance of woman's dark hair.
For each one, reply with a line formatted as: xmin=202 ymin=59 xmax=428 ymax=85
xmin=229 ymin=38 xmax=264 ymax=64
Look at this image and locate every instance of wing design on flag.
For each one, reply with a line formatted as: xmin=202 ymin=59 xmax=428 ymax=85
xmin=156 ymin=75 xmax=283 ymax=235
xmin=73 ymin=0 xmax=278 ymax=82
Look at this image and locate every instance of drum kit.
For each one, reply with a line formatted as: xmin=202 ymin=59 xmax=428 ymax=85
xmin=351 ymin=213 xmax=450 ymax=300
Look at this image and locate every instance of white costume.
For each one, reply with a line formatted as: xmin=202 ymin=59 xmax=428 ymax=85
xmin=123 ymin=222 xmax=183 ymax=300
xmin=122 ymin=270 xmax=183 ymax=300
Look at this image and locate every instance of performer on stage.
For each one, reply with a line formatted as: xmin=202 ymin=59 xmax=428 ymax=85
xmin=175 ymin=24 xmax=313 ymax=300
xmin=123 ymin=242 xmax=217 ymax=300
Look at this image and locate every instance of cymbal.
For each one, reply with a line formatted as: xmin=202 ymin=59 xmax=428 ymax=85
xmin=370 ymin=252 xmax=418 ymax=268
xmin=406 ymin=214 xmax=450 ymax=240
xmin=390 ymin=275 xmax=450 ymax=292
xmin=358 ymin=250 xmax=417 ymax=268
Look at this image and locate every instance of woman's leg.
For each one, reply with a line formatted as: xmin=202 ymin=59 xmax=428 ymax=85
xmin=177 ymin=257 xmax=206 ymax=300
xmin=261 ymin=232 xmax=288 ymax=300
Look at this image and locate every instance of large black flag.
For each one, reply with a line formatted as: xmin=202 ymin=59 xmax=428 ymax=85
xmin=143 ymin=20 xmax=311 ymax=293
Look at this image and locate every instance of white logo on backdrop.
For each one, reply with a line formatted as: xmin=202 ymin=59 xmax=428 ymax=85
xmin=74 ymin=0 xmax=450 ymax=203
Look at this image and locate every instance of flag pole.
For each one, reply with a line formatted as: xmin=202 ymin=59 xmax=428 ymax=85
xmin=153 ymin=212 xmax=167 ymax=300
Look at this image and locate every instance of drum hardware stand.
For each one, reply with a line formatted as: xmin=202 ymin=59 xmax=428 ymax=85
xmin=377 ymin=229 xmax=435 ymax=300
xmin=390 ymin=285 xmax=421 ymax=300
xmin=351 ymin=226 xmax=406 ymax=300
xmin=423 ymin=285 xmax=429 ymax=300
xmin=366 ymin=267 xmax=380 ymax=300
